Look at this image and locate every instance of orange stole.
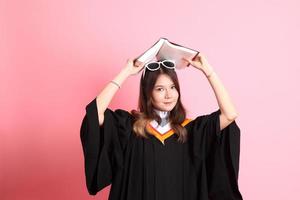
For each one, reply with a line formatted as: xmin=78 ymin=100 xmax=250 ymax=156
xmin=146 ymin=118 xmax=193 ymax=145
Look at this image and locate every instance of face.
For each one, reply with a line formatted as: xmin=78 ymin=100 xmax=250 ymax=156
xmin=151 ymin=74 xmax=179 ymax=112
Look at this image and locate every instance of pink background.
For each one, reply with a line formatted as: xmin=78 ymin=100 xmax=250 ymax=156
xmin=1 ymin=0 xmax=299 ymax=199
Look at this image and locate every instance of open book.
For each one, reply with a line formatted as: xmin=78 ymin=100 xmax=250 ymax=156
xmin=133 ymin=37 xmax=199 ymax=69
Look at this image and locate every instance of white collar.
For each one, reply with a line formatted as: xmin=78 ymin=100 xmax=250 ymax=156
xmin=149 ymin=120 xmax=171 ymax=135
xmin=150 ymin=108 xmax=171 ymax=134
xmin=153 ymin=108 xmax=170 ymax=119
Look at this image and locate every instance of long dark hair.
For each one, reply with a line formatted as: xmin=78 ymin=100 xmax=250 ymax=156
xmin=130 ymin=61 xmax=188 ymax=143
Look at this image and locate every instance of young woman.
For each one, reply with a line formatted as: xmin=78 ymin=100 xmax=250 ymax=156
xmin=80 ymin=53 xmax=243 ymax=200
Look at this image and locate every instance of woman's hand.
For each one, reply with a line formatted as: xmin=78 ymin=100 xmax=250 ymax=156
xmin=182 ymin=52 xmax=214 ymax=76
xmin=123 ymin=58 xmax=144 ymax=76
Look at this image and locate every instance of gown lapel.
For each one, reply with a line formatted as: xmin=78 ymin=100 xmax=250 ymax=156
xmin=146 ymin=119 xmax=192 ymax=145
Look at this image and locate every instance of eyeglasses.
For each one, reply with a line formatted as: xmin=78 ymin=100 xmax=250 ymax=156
xmin=142 ymin=59 xmax=176 ymax=79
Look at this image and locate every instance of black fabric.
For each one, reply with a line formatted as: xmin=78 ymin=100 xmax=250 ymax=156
xmin=80 ymin=97 xmax=243 ymax=199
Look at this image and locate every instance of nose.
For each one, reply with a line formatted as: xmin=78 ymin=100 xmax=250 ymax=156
xmin=165 ymin=89 xmax=172 ymax=98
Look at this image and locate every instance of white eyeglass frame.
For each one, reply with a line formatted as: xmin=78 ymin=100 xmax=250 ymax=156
xmin=142 ymin=59 xmax=176 ymax=79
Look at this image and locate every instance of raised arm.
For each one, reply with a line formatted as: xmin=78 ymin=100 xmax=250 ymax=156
xmin=204 ymin=68 xmax=238 ymax=130
xmin=183 ymin=53 xmax=238 ymax=131
xmin=96 ymin=59 xmax=144 ymax=125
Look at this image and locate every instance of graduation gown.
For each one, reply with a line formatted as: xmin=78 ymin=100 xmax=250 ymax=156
xmin=80 ymin=98 xmax=243 ymax=200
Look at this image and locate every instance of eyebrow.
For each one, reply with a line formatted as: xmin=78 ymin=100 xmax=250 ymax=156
xmin=155 ymin=84 xmax=175 ymax=88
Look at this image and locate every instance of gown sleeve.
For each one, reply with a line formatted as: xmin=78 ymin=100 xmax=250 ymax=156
xmin=191 ymin=109 xmax=243 ymax=200
xmin=80 ymin=97 xmax=132 ymax=195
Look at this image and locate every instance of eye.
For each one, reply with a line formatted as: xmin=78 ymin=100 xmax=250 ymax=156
xmin=171 ymin=86 xmax=176 ymax=89
xmin=157 ymin=88 xmax=164 ymax=91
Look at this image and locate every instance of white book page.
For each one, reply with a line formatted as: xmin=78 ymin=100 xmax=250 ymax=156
xmin=136 ymin=38 xmax=165 ymax=63
xmin=156 ymin=40 xmax=198 ymax=69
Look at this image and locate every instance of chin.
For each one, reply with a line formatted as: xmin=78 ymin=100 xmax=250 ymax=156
xmin=161 ymin=104 xmax=175 ymax=111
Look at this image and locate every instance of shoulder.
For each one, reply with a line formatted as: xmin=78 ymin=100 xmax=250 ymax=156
xmin=181 ymin=118 xmax=193 ymax=127
xmin=114 ymin=108 xmax=132 ymax=116
xmin=112 ymin=109 xmax=134 ymax=126
xmin=184 ymin=109 xmax=221 ymax=128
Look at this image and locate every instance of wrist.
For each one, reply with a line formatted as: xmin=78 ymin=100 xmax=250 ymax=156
xmin=110 ymin=68 xmax=130 ymax=90
xmin=202 ymin=65 xmax=214 ymax=77
xmin=121 ymin=67 xmax=131 ymax=77
xmin=205 ymin=70 xmax=215 ymax=78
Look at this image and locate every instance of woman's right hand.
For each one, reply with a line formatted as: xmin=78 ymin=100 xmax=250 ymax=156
xmin=124 ymin=58 xmax=144 ymax=76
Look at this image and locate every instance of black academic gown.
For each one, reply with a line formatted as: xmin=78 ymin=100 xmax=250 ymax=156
xmin=80 ymin=98 xmax=243 ymax=200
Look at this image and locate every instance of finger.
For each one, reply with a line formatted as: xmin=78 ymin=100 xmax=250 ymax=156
xmin=182 ymin=57 xmax=191 ymax=64
xmin=198 ymin=52 xmax=204 ymax=57
xmin=197 ymin=55 xmax=204 ymax=64
xmin=198 ymin=52 xmax=206 ymax=60
xmin=134 ymin=60 xmax=142 ymax=67
xmin=127 ymin=59 xmax=133 ymax=65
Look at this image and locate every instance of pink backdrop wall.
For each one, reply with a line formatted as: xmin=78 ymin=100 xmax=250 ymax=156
xmin=1 ymin=0 xmax=299 ymax=199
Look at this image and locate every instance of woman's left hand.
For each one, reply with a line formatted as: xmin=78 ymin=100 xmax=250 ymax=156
xmin=182 ymin=52 xmax=214 ymax=76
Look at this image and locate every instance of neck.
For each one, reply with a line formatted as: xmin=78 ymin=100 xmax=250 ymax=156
xmin=153 ymin=108 xmax=169 ymax=118
xmin=153 ymin=108 xmax=170 ymax=127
